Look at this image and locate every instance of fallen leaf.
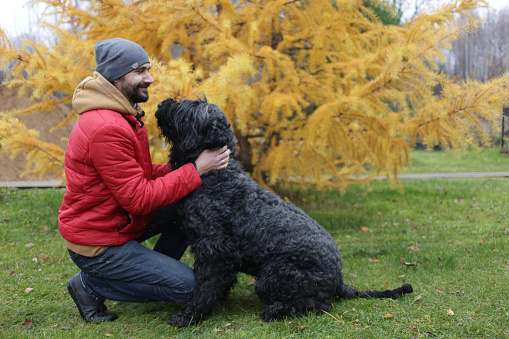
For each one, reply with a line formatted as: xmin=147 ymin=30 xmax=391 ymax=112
xmin=350 ymin=275 xmax=358 ymax=280
xmin=410 ymin=325 xmax=418 ymax=331
xmin=361 ymin=226 xmax=369 ymax=232
xmin=25 ymin=288 xmax=34 ymax=293
xmin=368 ymin=259 xmax=381 ymax=263
xmin=21 ymin=318 xmax=33 ymax=329
xmin=456 ymin=290 xmax=465 ymax=296
xmin=247 ymin=278 xmax=256 ymax=286
xmin=447 ymin=309 xmax=455 ymax=316
xmin=289 ymin=321 xmax=306 ymax=332
xmin=385 ymin=282 xmax=389 ymax=288
xmin=25 ymin=243 xmax=35 ymax=248
xmin=408 ymin=246 xmax=422 ymax=252
xmin=105 ymin=334 xmax=113 ymax=337
xmin=399 ymin=275 xmax=406 ymax=278
xmin=383 ymin=314 xmax=394 ymax=319
xmin=414 ymin=295 xmax=422 ymax=302
xmin=480 ymin=238 xmax=485 ymax=244
xmin=404 ymin=262 xmax=416 ymax=266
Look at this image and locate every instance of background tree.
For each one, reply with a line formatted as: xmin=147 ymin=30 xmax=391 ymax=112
xmin=443 ymin=6 xmax=509 ymax=81
xmin=363 ymin=0 xmax=403 ymax=25
xmin=402 ymin=0 xmax=444 ymax=21
xmin=1 ymin=0 xmax=508 ymax=190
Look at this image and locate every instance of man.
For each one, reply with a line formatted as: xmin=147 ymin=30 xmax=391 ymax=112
xmin=59 ymin=38 xmax=230 ymax=322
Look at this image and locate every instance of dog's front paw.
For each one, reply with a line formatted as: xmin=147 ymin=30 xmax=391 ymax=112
xmin=167 ymin=312 xmax=197 ymax=327
xmin=260 ymin=302 xmax=286 ymax=322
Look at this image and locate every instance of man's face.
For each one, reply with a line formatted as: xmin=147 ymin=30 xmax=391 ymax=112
xmin=113 ymin=63 xmax=154 ymax=106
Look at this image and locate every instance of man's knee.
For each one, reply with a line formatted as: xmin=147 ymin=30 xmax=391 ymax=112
xmin=164 ymin=269 xmax=195 ymax=303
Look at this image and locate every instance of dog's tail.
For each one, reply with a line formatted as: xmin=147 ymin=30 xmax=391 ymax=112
xmin=338 ymin=283 xmax=413 ymax=300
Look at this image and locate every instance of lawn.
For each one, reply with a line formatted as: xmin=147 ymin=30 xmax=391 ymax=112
xmin=1 ymin=149 xmax=509 ymax=338
xmin=406 ymin=148 xmax=509 ymax=173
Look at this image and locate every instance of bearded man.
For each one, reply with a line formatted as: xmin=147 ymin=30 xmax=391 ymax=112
xmin=59 ymin=38 xmax=230 ymax=322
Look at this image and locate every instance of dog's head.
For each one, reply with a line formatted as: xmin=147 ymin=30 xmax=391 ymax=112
xmin=155 ymin=97 xmax=237 ymax=169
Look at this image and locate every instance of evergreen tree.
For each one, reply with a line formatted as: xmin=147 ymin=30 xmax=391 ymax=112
xmin=363 ymin=0 xmax=403 ymax=26
xmin=0 ymin=0 xmax=507 ymax=189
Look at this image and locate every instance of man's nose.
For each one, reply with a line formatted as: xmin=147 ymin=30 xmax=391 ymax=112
xmin=144 ymin=72 xmax=154 ymax=84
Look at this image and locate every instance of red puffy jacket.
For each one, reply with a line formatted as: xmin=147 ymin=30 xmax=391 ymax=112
xmin=59 ymin=72 xmax=202 ymax=247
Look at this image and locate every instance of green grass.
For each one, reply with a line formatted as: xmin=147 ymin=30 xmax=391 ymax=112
xmin=406 ymin=148 xmax=509 ymax=173
xmin=2 ymin=149 xmax=509 ymax=338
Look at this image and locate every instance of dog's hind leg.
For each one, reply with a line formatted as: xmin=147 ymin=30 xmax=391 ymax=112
xmin=168 ymin=254 xmax=238 ymax=327
xmin=259 ymin=298 xmax=332 ymax=322
xmin=254 ymin=262 xmax=335 ymax=322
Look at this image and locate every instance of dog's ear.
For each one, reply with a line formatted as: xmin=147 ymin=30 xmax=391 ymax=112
xmin=206 ymin=105 xmax=237 ymax=155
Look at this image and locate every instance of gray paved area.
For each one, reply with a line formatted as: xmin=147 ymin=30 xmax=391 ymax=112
xmin=2 ymin=172 xmax=509 ymax=188
xmin=371 ymin=172 xmax=509 ymax=180
xmin=0 ymin=180 xmax=64 ymax=188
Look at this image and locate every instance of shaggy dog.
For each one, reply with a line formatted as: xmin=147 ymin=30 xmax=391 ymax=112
xmin=155 ymin=98 xmax=413 ymax=327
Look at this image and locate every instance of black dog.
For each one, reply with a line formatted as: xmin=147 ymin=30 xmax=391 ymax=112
xmin=155 ymin=98 xmax=412 ymax=327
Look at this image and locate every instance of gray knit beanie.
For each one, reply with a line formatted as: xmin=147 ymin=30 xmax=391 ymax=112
xmin=95 ymin=38 xmax=150 ymax=82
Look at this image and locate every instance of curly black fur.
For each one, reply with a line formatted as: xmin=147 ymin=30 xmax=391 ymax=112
xmin=155 ymin=98 xmax=413 ymax=327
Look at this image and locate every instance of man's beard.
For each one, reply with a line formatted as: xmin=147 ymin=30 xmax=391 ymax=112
xmin=123 ymin=82 xmax=150 ymax=103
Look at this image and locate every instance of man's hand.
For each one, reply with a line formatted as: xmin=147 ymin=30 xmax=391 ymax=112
xmin=194 ymin=146 xmax=230 ymax=176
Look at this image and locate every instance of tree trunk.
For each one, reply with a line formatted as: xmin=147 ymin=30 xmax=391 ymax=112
xmin=234 ymin=131 xmax=254 ymax=173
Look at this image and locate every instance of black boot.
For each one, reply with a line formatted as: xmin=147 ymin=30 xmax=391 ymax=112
xmin=67 ymin=273 xmax=118 ymax=322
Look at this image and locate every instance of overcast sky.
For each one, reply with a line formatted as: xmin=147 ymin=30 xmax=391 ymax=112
xmin=0 ymin=0 xmax=508 ymax=39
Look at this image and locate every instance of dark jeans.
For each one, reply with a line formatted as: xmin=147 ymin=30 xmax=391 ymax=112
xmin=67 ymin=205 xmax=195 ymax=303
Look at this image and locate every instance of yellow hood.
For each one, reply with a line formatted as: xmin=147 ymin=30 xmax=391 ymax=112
xmin=72 ymin=71 xmax=141 ymax=116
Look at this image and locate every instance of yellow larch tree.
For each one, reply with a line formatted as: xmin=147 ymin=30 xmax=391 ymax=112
xmin=1 ymin=0 xmax=508 ymax=189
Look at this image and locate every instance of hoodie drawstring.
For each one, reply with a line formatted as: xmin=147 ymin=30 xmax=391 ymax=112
xmin=135 ymin=116 xmax=144 ymax=128
xmin=135 ymin=110 xmax=145 ymax=128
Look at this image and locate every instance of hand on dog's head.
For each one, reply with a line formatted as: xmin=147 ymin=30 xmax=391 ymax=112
xmin=155 ymin=97 xmax=237 ymax=169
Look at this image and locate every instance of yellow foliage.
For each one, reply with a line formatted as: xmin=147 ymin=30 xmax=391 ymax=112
xmin=0 ymin=115 xmax=65 ymax=181
xmin=0 ymin=0 xmax=508 ymax=190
